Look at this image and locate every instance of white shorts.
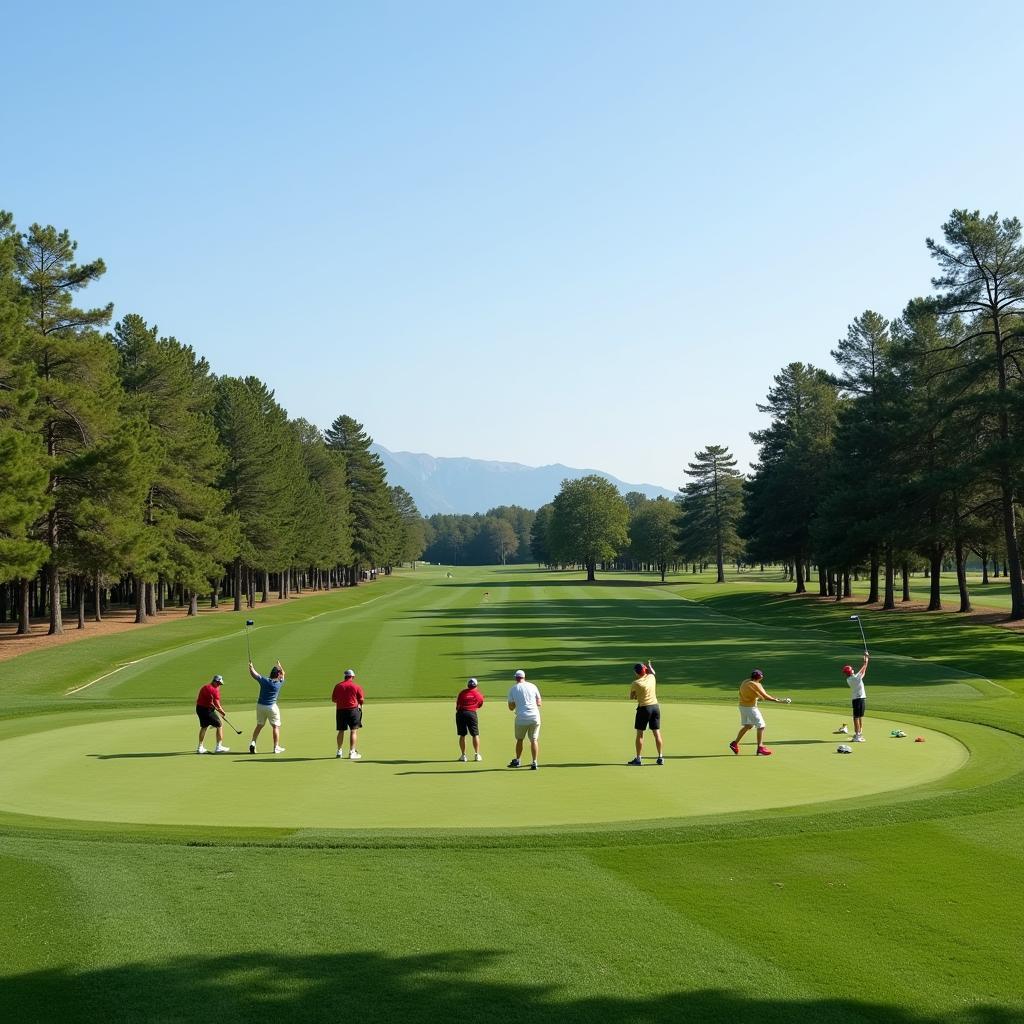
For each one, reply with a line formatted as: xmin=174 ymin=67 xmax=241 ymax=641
xmin=256 ymin=703 xmax=281 ymax=727
xmin=514 ymin=720 xmax=541 ymax=741
xmin=739 ymin=705 xmax=765 ymax=728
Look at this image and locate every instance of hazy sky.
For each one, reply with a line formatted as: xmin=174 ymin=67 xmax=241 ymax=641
xmin=4 ymin=1 xmax=1023 ymax=489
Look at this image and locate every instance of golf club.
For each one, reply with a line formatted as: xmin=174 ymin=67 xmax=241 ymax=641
xmin=244 ymin=619 xmax=254 ymax=665
xmin=220 ymin=712 xmax=243 ymax=736
xmin=850 ymin=614 xmax=869 ymax=655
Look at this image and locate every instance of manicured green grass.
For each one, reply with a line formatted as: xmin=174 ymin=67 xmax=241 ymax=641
xmin=1 ymin=565 xmax=1021 ymax=1023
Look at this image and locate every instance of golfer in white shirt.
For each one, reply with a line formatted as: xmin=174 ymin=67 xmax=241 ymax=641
xmin=507 ymin=669 xmax=542 ymax=770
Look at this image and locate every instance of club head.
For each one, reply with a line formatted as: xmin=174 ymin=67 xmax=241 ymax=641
xmin=246 ymin=619 xmax=254 ymax=627
xmin=849 ymin=615 xmax=859 ymax=621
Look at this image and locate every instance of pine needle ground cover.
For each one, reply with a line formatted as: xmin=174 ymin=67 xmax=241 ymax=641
xmin=1 ymin=566 xmax=1021 ymax=1024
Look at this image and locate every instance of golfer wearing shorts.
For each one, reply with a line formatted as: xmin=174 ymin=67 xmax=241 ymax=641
xmin=248 ymin=660 xmax=285 ymax=754
xmin=729 ymin=669 xmax=790 ymax=756
xmin=628 ymin=660 xmax=664 ymax=766
xmin=842 ymin=653 xmax=870 ymax=741
xmin=507 ymin=669 xmax=541 ymax=770
xmin=332 ymin=668 xmax=364 ymax=759
xmin=195 ymin=674 xmax=229 ymax=754
xmin=455 ymin=677 xmax=484 ymax=761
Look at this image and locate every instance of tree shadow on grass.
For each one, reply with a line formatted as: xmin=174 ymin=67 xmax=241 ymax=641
xmin=1 ymin=950 xmax=1017 ymax=1024
xmin=88 ymin=752 xmax=194 ymax=760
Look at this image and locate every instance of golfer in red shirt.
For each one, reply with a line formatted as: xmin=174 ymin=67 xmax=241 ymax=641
xmin=332 ymin=669 xmax=364 ymax=760
xmin=455 ymin=678 xmax=485 ymax=762
xmin=195 ymin=674 xmax=229 ymax=754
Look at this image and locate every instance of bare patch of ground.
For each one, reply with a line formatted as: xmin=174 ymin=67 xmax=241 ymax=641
xmin=0 ymin=590 xmax=323 ymax=663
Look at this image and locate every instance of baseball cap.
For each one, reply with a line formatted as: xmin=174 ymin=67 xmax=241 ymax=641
xmin=842 ymin=665 xmax=854 ymax=676
xmin=212 ymin=674 xmax=223 ymax=683
xmin=634 ymin=663 xmax=646 ymax=676
xmin=513 ymin=669 xmax=526 ymax=679
xmin=467 ymin=678 xmax=478 ymax=689
xmin=344 ymin=669 xmax=356 ymax=678
xmin=750 ymin=669 xmax=764 ymax=680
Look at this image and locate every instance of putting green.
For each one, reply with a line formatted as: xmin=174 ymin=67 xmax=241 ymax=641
xmin=0 ymin=701 xmax=967 ymax=831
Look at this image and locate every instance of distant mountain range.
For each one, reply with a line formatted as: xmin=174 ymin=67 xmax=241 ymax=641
xmin=372 ymin=445 xmax=675 ymax=515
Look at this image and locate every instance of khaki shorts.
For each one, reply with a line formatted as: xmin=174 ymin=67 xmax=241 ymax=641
xmin=739 ymin=705 xmax=765 ymax=728
xmin=514 ymin=720 xmax=540 ymax=741
xmin=256 ymin=703 xmax=281 ymax=727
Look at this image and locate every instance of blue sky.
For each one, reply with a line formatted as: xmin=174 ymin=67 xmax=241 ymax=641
xmin=3 ymin=1 xmax=1022 ymax=489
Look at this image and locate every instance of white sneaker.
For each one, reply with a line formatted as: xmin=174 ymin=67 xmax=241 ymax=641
xmin=852 ymin=734 xmax=865 ymax=742
xmin=458 ymin=754 xmax=468 ymax=762
xmin=196 ymin=746 xmax=207 ymax=754
xmin=834 ymin=724 xmax=849 ymax=734
xmin=273 ymin=745 xmax=286 ymax=754
xmin=474 ymin=753 xmax=483 ymax=762
xmin=214 ymin=744 xmax=230 ymax=753
xmin=336 ymin=749 xmax=344 ymax=758
xmin=349 ymin=750 xmax=362 ymax=760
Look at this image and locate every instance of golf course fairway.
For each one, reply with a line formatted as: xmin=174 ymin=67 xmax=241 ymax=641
xmin=0 ymin=702 xmax=966 ymax=830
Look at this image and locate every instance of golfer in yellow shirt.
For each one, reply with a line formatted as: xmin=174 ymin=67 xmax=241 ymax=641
xmin=627 ymin=660 xmax=664 ymax=766
xmin=729 ymin=668 xmax=791 ymax=756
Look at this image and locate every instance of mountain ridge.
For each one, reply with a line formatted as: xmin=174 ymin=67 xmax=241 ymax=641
xmin=372 ymin=445 xmax=675 ymax=515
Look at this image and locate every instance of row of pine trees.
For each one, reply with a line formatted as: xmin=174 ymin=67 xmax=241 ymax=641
xmin=0 ymin=212 xmax=426 ymax=634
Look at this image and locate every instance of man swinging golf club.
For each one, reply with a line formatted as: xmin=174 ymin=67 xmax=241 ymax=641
xmin=248 ymin=659 xmax=286 ymax=754
xmin=195 ymin=674 xmax=230 ymax=754
xmin=627 ymin=659 xmax=664 ymax=766
xmin=842 ymin=652 xmax=870 ymax=742
xmin=729 ymin=669 xmax=791 ymax=756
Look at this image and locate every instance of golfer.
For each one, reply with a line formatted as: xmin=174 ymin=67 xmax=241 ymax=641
xmin=627 ymin=660 xmax=664 ymax=766
xmin=842 ymin=653 xmax=870 ymax=742
xmin=455 ymin=677 xmax=485 ymax=761
xmin=195 ymin=674 xmax=229 ymax=754
xmin=248 ymin=660 xmax=286 ymax=754
xmin=729 ymin=669 xmax=790 ymax=756
xmin=332 ymin=668 xmax=364 ymax=759
xmin=507 ymin=669 xmax=542 ymax=770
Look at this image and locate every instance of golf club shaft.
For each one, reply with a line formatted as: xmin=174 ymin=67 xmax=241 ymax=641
xmin=221 ymin=713 xmax=242 ymax=735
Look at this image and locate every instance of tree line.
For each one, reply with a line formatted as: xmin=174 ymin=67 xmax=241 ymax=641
xmin=0 ymin=212 xmax=427 ymax=634
xmin=531 ymin=210 xmax=1024 ymax=619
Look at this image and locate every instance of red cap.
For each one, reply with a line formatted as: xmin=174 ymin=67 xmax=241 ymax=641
xmin=842 ymin=665 xmax=854 ymax=676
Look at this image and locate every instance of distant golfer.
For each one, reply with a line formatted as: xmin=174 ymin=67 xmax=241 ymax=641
xmin=455 ymin=677 xmax=485 ymax=761
xmin=332 ymin=668 xmax=364 ymax=759
xmin=627 ymin=660 xmax=664 ymax=766
xmin=195 ymin=674 xmax=229 ymax=754
xmin=507 ymin=669 xmax=542 ymax=770
xmin=248 ymin=660 xmax=286 ymax=754
xmin=729 ymin=669 xmax=790 ymax=756
xmin=842 ymin=653 xmax=870 ymax=742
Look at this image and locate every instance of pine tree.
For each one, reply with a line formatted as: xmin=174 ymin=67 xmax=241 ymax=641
xmin=14 ymin=223 xmax=126 ymax=634
xmin=676 ymin=445 xmax=744 ymax=583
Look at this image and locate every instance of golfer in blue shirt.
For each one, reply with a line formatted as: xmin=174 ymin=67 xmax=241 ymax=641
xmin=248 ymin=659 xmax=286 ymax=754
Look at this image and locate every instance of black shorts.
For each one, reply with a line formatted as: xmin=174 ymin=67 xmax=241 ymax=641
xmin=634 ymin=704 xmax=661 ymax=731
xmin=336 ymin=707 xmax=363 ymax=731
xmin=196 ymin=706 xmax=220 ymax=728
xmin=851 ymin=697 xmax=867 ymax=718
xmin=455 ymin=710 xmax=479 ymax=737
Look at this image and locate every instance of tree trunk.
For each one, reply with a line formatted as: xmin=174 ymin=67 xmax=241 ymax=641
xmin=187 ymin=590 xmax=199 ymax=616
xmin=882 ymin=546 xmax=895 ymax=610
xmin=77 ymin=577 xmax=86 ymax=629
xmin=233 ymin=559 xmax=242 ymax=612
xmin=146 ymin=581 xmax=157 ymax=618
xmin=818 ymin=565 xmax=828 ymax=597
xmin=94 ymin=571 xmax=103 ymax=622
xmin=981 ymin=551 xmax=989 ymax=585
xmin=955 ymin=538 xmax=972 ymax=613
xmin=262 ymin=570 xmax=270 ymax=603
xmin=135 ymin=575 xmax=148 ymax=623
xmin=157 ymin=576 xmax=166 ymax=612
xmin=586 ymin=561 xmax=596 ymax=582
xmin=928 ymin=548 xmax=943 ymax=611
xmin=46 ymin=561 xmax=63 ymax=635
xmin=843 ymin=571 xmax=852 ymax=598
xmin=794 ymin=557 xmax=806 ymax=594
xmin=901 ymin=561 xmax=910 ymax=602
xmin=17 ymin=578 xmax=31 ymax=635
xmin=867 ymin=550 xmax=880 ymax=604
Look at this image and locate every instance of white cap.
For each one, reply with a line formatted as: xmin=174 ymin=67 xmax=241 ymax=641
xmin=344 ymin=669 xmax=356 ymax=678
xmin=513 ymin=669 xmax=526 ymax=679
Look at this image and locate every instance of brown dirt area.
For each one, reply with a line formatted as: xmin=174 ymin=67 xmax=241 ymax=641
xmin=0 ymin=590 xmax=322 ymax=664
